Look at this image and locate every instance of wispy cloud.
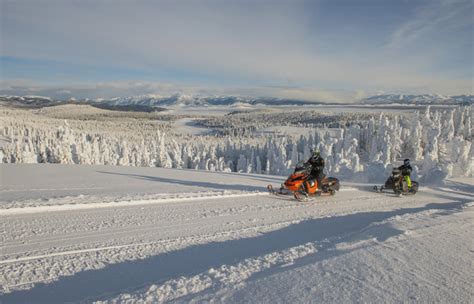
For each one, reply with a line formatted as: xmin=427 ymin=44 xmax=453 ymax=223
xmin=0 ymin=79 xmax=363 ymax=103
xmin=1 ymin=0 xmax=472 ymax=97
xmin=386 ymin=0 xmax=472 ymax=49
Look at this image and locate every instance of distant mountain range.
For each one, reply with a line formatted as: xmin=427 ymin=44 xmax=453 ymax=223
xmin=101 ymin=94 xmax=323 ymax=107
xmin=0 ymin=94 xmax=322 ymax=109
xmin=0 ymin=95 xmax=165 ymax=112
xmin=361 ymin=94 xmax=473 ymax=105
xmin=0 ymin=93 xmax=472 ymax=111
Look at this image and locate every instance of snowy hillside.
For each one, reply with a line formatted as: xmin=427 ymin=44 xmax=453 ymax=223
xmin=361 ymin=94 xmax=473 ymax=105
xmin=1 ymin=104 xmax=472 ymax=181
xmin=105 ymin=93 xmax=474 ymax=107
xmin=101 ymin=94 xmax=320 ymax=107
xmin=3 ymin=93 xmax=472 ymax=110
xmin=0 ymin=95 xmax=57 ymax=108
xmin=0 ymin=164 xmax=472 ymax=303
xmin=0 ymin=94 xmax=317 ymax=109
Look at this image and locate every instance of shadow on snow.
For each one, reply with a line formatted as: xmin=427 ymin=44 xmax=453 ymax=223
xmin=1 ymin=200 xmax=469 ymax=304
xmin=96 ymin=170 xmax=270 ymax=192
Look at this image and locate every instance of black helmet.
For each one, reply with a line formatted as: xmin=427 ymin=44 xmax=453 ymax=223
xmin=404 ymin=159 xmax=410 ymax=166
xmin=311 ymin=149 xmax=321 ymax=160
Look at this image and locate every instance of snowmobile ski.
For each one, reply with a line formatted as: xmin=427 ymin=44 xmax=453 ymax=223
xmin=267 ymin=184 xmax=292 ymax=197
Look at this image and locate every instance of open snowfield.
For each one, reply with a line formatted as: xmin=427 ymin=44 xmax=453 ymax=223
xmin=1 ymin=164 xmax=472 ymax=303
xmin=173 ymin=118 xmax=214 ymax=136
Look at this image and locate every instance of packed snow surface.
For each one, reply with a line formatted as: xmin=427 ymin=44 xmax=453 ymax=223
xmin=173 ymin=118 xmax=214 ymax=136
xmin=0 ymin=164 xmax=472 ymax=303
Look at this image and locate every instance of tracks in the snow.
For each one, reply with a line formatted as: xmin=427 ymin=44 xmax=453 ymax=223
xmin=0 ymin=191 xmax=269 ymax=215
xmin=0 ymin=219 xmax=302 ymax=265
xmin=2 ymin=189 xmax=410 ymax=262
xmin=0 ymin=186 xmax=441 ymax=298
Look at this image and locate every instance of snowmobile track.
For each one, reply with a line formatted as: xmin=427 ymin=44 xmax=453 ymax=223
xmin=0 ymin=191 xmax=269 ymax=215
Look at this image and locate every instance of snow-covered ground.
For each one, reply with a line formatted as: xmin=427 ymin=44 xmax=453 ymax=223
xmin=2 ymin=104 xmax=471 ymax=180
xmin=0 ymin=136 xmax=11 ymax=150
xmin=1 ymin=164 xmax=472 ymax=303
xmin=256 ymin=126 xmax=343 ymax=138
xmin=173 ymin=118 xmax=214 ymax=136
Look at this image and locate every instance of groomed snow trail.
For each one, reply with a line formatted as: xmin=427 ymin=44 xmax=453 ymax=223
xmin=0 ymin=164 xmax=472 ymax=303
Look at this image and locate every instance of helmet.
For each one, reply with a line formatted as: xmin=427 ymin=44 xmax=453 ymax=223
xmin=404 ymin=159 xmax=410 ymax=166
xmin=311 ymin=149 xmax=321 ymax=160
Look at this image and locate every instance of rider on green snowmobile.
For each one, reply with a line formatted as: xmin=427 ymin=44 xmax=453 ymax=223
xmin=398 ymin=159 xmax=412 ymax=188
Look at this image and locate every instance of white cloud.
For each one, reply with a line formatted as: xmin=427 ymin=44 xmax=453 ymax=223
xmin=1 ymin=0 xmax=472 ymax=95
xmin=0 ymin=79 xmax=364 ymax=102
xmin=385 ymin=0 xmax=472 ymax=49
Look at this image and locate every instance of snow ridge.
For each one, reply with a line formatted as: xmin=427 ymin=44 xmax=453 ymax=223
xmin=0 ymin=190 xmax=268 ymax=215
xmin=98 ymin=242 xmax=319 ymax=304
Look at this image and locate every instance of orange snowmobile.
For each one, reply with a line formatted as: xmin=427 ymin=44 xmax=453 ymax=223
xmin=268 ymin=162 xmax=340 ymax=201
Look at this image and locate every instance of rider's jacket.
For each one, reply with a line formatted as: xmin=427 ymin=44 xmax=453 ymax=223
xmin=398 ymin=164 xmax=412 ymax=176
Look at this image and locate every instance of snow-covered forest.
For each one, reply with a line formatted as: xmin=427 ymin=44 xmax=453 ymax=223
xmin=0 ymin=105 xmax=471 ymax=182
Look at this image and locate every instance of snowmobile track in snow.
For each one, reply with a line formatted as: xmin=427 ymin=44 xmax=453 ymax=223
xmin=0 ymin=191 xmax=269 ymax=215
xmin=1 ymin=164 xmax=472 ymax=303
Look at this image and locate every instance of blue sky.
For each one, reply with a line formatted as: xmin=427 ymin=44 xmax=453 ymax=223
xmin=0 ymin=0 xmax=472 ymax=101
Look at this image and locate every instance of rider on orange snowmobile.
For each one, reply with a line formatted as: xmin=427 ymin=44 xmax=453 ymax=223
xmin=305 ymin=149 xmax=325 ymax=191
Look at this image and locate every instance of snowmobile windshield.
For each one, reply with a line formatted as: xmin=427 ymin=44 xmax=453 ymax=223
xmin=392 ymin=168 xmax=401 ymax=177
xmin=294 ymin=161 xmax=309 ymax=173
